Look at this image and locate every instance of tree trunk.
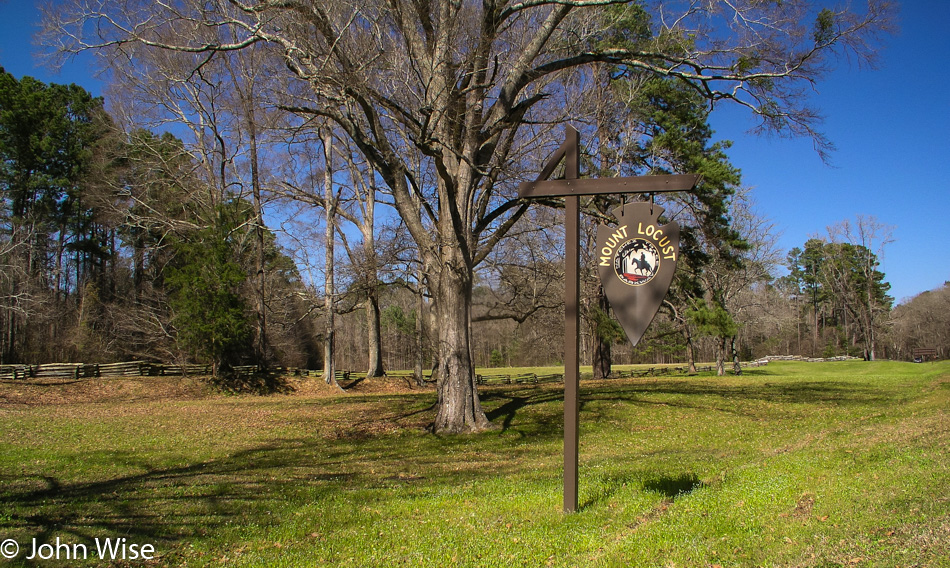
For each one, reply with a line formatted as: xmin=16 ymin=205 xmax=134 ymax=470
xmin=365 ymin=289 xmax=384 ymax=377
xmin=55 ymin=229 xmax=65 ymax=302
xmin=361 ymin=195 xmax=385 ymax=377
xmin=108 ymin=229 xmax=117 ymax=301
xmin=322 ymin=130 xmax=336 ymax=386
xmin=685 ymin=328 xmax=697 ymax=374
xmin=248 ymin=108 xmax=267 ymax=367
xmin=431 ymin=256 xmax=493 ymax=433
xmin=865 ymin=282 xmax=876 ymax=361
xmin=592 ymin=286 xmax=611 ymax=380
xmin=731 ymin=335 xmax=742 ymax=375
xmin=414 ymin=267 xmax=425 ymax=387
xmin=716 ymin=336 xmax=727 ymax=376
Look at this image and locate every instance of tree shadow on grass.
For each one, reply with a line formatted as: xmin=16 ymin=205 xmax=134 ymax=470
xmin=480 ymin=376 xmax=897 ymax=433
xmin=0 ymin=430 xmax=535 ymax=566
xmin=482 ymin=386 xmax=565 ymax=436
xmin=593 ymin=378 xmax=893 ymax=406
xmin=0 ymin=444 xmax=327 ymax=565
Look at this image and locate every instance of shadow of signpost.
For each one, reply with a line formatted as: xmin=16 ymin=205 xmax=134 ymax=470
xmin=642 ymin=472 xmax=704 ymax=499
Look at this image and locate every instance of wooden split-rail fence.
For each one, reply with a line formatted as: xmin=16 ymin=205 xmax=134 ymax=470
xmin=0 ymin=357 xmax=786 ymax=384
xmin=0 ymin=362 xmax=319 ymax=381
xmin=0 ymin=360 xmax=775 ymax=383
xmin=0 ymin=361 xmax=215 ymax=380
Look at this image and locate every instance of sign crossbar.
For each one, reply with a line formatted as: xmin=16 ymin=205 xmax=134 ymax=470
xmin=519 ymin=174 xmax=700 ymax=198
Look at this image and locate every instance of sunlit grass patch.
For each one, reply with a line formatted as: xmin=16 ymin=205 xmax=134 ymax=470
xmin=0 ymin=360 xmax=947 ymax=566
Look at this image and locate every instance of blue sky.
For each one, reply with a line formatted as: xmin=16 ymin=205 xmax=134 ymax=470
xmin=707 ymin=1 xmax=950 ymax=304
xmin=1 ymin=0 xmax=947 ymax=304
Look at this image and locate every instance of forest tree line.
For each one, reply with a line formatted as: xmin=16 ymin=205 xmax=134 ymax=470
xmin=0 ymin=70 xmax=320 ymax=371
xmin=2 ymin=64 xmax=937 ymax=378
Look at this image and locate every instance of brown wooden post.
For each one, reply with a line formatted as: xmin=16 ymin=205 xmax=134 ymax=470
xmin=563 ymin=127 xmax=580 ymax=513
xmin=518 ymin=126 xmax=698 ymax=514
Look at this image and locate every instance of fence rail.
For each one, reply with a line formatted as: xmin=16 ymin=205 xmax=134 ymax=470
xmin=0 ymin=355 xmax=869 ymax=383
xmin=912 ymin=348 xmax=938 ymax=362
xmin=0 ymin=361 xmax=215 ymax=380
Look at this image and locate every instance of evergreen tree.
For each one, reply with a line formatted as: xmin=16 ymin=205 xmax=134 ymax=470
xmin=786 ymin=236 xmax=892 ymax=359
xmin=596 ymin=74 xmax=747 ymax=373
xmin=686 ymin=299 xmax=739 ymax=376
xmin=0 ymin=68 xmax=111 ymax=361
xmin=165 ymin=201 xmax=253 ymax=377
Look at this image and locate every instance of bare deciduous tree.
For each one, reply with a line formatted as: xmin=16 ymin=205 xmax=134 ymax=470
xmin=890 ymin=283 xmax=950 ymax=361
xmin=705 ymin=190 xmax=782 ymax=373
xmin=43 ymin=0 xmax=895 ymax=432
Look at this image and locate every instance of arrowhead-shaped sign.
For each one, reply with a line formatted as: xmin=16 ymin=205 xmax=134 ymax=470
xmin=596 ymin=202 xmax=679 ymax=348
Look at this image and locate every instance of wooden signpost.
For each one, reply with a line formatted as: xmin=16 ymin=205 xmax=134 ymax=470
xmin=518 ymin=126 xmax=699 ymax=513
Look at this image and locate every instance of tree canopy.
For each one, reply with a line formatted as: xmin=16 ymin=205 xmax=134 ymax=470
xmin=40 ymin=0 xmax=896 ymax=431
xmin=785 ymin=222 xmax=893 ymax=360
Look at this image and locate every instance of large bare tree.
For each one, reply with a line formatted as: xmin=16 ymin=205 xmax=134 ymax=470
xmin=43 ymin=0 xmax=894 ymax=432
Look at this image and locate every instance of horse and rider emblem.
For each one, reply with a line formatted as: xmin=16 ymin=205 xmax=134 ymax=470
xmin=595 ymin=202 xmax=680 ymax=348
xmin=614 ymin=238 xmax=660 ymax=286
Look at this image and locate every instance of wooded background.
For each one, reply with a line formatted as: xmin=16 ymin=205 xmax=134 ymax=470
xmin=2 ymin=1 xmax=940 ymax=387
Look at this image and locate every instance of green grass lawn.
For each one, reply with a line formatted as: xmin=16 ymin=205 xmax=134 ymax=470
xmin=1 ymin=361 xmax=948 ymax=567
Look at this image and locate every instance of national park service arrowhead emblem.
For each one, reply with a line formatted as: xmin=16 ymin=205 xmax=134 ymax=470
xmin=596 ymin=203 xmax=679 ymax=348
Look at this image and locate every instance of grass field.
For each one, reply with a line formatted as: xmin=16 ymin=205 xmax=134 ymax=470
xmin=0 ymin=360 xmax=948 ymax=567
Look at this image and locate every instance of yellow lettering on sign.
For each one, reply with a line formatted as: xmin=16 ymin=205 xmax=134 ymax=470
xmin=599 ymin=225 xmax=628 ymax=266
xmin=637 ymin=223 xmax=676 ymax=262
